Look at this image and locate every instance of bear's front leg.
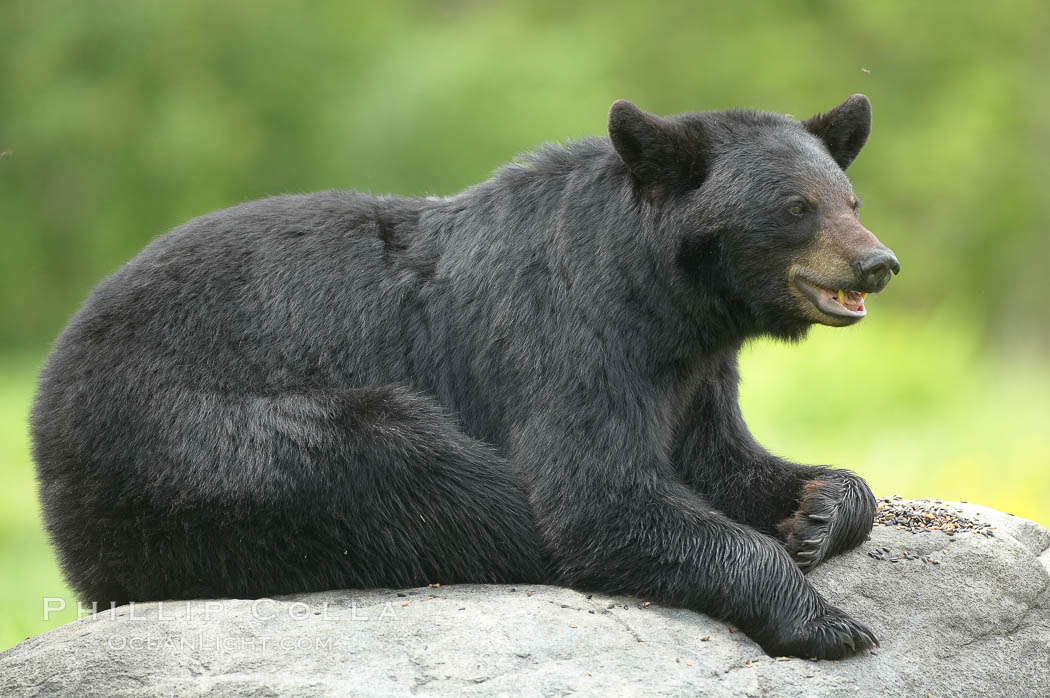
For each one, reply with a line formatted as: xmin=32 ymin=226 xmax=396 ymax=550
xmin=673 ymin=371 xmax=876 ymax=572
xmin=691 ymin=455 xmax=877 ymax=572
xmin=775 ymin=469 xmax=877 ymax=572
xmin=518 ymin=411 xmax=878 ymax=660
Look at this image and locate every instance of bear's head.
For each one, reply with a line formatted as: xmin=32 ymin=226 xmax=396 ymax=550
xmin=608 ymin=95 xmax=899 ymax=342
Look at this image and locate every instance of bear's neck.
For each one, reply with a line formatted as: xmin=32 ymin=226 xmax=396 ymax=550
xmin=425 ymin=138 xmax=762 ymax=372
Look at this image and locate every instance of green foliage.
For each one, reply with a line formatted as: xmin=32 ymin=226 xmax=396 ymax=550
xmin=2 ymin=0 xmax=1048 ymax=348
xmin=0 ymin=357 xmax=77 ymax=650
xmin=1 ymin=0 xmax=1048 ymax=652
xmin=740 ymin=314 xmax=1050 ymax=523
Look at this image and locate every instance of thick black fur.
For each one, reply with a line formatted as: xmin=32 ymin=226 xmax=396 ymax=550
xmin=33 ymin=96 xmax=889 ymax=659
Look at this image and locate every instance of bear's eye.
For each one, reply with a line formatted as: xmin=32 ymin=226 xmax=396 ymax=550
xmin=787 ymin=201 xmax=807 ymax=217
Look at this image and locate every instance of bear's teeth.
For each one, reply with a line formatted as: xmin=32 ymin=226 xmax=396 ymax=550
xmin=837 ymin=289 xmax=845 ymax=305
xmin=861 ymin=292 xmax=867 ymax=300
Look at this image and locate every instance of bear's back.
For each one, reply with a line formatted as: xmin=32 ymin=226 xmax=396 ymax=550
xmin=39 ymin=191 xmax=436 ymax=404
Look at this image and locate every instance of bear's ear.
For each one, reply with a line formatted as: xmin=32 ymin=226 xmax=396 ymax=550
xmin=803 ymin=94 xmax=871 ymax=170
xmin=608 ymin=100 xmax=702 ymax=193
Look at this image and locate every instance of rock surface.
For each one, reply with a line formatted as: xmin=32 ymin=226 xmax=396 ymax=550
xmin=2 ymin=500 xmax=1048 ymax=697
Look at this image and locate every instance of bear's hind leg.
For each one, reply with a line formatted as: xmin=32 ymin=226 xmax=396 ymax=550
xmin=40 ymin=385 xmax=548 ymax=605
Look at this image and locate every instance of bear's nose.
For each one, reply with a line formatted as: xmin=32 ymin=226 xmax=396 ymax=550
xmin=853 ymin=249 xmax=900 ymax=292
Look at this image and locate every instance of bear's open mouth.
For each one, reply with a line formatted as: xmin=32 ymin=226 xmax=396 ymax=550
xmin=794 ymin=276 xmax=867 ymax=319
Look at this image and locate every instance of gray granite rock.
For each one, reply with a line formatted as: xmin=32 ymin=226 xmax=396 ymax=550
xmin=2 ymin=500 xmax=1048 ymax=696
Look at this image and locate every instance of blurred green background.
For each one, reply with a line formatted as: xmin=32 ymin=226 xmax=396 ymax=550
xmin=2 ymin=0 xmax=1048 ymax=651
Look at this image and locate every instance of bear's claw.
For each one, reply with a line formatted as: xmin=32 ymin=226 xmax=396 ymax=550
xmin=778 ymin=474 xmax=876 ymax=572
xmin=763 ymin=603 xmax=880 ymax=660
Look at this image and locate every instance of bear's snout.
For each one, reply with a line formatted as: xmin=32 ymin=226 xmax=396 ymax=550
xmin=852 ymin=247 xmax=900 ymax=293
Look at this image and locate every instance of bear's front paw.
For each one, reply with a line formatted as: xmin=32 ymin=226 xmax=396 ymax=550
xmin=777 ymin=473 xmax=876 ymax=572
xmin=765 ymin=603 xmax=879 ymax=660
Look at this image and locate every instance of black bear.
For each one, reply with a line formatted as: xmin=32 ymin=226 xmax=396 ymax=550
xmin=32 ymin=94 xmax=898 ymax=659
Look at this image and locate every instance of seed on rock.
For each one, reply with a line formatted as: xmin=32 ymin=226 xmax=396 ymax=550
xmin=872 ymin=496 xmax=995 ymax=538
